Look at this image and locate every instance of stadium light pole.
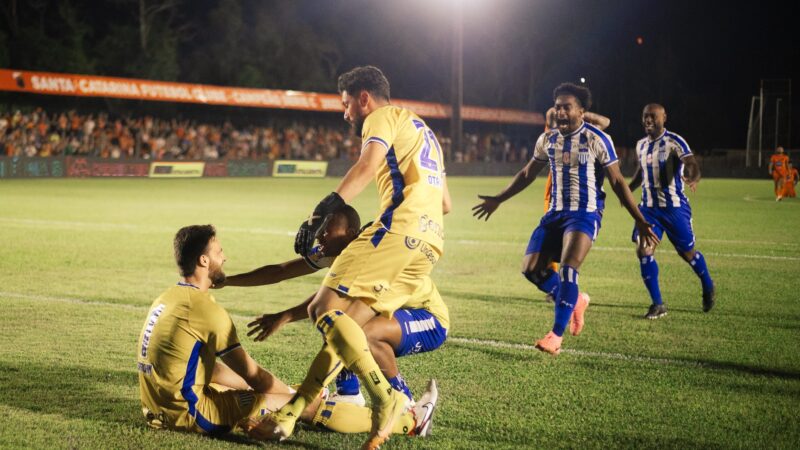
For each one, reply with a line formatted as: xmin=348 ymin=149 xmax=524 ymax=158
xmin=450 ymin=0 xmax=463 ymax=162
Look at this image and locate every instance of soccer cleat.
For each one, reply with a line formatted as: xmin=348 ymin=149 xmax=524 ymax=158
xmin=644 ymin=303 xmax=668 ymax=319
xmin=569 ymin=292 xmax=590 ymax=336
xmin=409 ymin=379 xmax=438 ymax=437
xmin=243 ymin=409 xmax=298 ymax=441
xmin=362 ymin=389 xmax=409 ymax=450
xmin=702 ymin=287 xmax=716 ymax=312
xmin=534 ymin=331 xmax=563 ymax=355
xmin=327 ymin=390 xmax=366 ymax=407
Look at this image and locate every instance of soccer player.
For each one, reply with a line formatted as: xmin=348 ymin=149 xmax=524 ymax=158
xmin=216 ymin=205 xmax=449 ymax=407
xmin=541 ymin=107 xmax=611 ymax=301
xmin=136 ymin=225 xmax=433 ymax=438
xmin=769 ymin=146 xmax=790 ymax=200
xmin=627 ymin=104 xmax=716 ymax=319
xmin=257 ymin=66 xmax=448 ymax=449
xmin=472 ymin=83 xmax=658 ymax=355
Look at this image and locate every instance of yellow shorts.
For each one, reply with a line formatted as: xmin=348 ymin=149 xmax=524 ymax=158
xmin=143 ymin=384 xmax=277 ymax=435
xmin=323 ymin=228 xmax=441 ymax=318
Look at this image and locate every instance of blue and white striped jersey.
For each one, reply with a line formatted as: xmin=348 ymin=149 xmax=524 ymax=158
xmin=635 ymin=129 xmax=692 ymax=208
xmin=534 ymin=122 xmax=618 ymax=213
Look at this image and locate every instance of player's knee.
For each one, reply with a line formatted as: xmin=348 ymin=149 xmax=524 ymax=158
xmin=679 ymin=248 xmax=695 ymax=262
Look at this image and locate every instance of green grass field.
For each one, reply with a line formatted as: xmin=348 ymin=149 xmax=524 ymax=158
xmin=1 ymin=177 xmax=799 ymax=449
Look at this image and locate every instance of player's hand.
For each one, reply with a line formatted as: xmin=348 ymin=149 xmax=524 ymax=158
xmin=636 ymin=220 xmax=660 ymax=248
xmin=472 ymin=195 xmax=501 ymax=221
xmin=294 ymin=192 xmax=345 ymax=256
xmin=247 ymin=313 xmax=290 ymax=342
xmin=683 ymin=176 xmax=699 ymax=193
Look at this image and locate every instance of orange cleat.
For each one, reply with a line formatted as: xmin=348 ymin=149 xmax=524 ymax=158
xmin=534 ymin=331 xmax=563 ymax=355
xmin=569 ymin=293 xmax=590 ymax=336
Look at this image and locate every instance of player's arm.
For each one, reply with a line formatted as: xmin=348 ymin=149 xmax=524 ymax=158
xmin=335 ymin=142 xmax=386 ymax=202
xmin=442 ymin=173 xmax=452 ymax=215
xmin=217 ymin=258 xmax=316 ymax=288
xmin=768 ymin=159 xmax=774 ymax=175
xmin=628 ymin=165 xmax=643 ymax=192
xmin=605 ymin=163 xmax=659 ymax=247
xmin=220 ymin=347 xmax=287 ymax=394
xmin=472 ymin=157 xmax=547 ymax=221
xmin=681 ymin=154 xmax=701 ymax=192
xmin=247 ymin=293 xmax=314 ymax=341
xmin=583 ymin=112 xmax=611 ymax=131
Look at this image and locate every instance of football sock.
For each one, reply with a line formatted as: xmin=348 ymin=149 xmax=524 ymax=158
xmin=524 ymin=268 xmax=560 ymax=298
xmin=553 ymin=265 xmax=579 ymax=337
xmin=335 ymin=369 xmax=361 ymax=396
xmin=312 ymin=400 xmax=415 ymax=434
xmin=279 ymin=343 xmax=342 ymax=419
xmin=316 ymin=310 xmax=395 ymax=406
xmin=640 ymin=255 xmax=663 ymax=305
xmin=388 ymin=374 xmax=413 ymax=402
xmin=688 ymin=251 xmax=714 ymax=292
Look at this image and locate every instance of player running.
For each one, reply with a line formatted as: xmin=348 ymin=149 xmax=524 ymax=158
xmin=473 ymin=82 xmax=658 ymax=355
xmin=769 ymin=146 xmax=790 ymax=201
xmin=628 ymin=104 xmax=716 ymax=319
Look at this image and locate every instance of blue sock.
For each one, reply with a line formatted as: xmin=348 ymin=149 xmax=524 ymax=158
xmin=388 ymin=374 xmax=413 ymax=402
xmin=553 ymin=265 xmax=579 ymax=337
xmin=640 ymin=255 xmax=663 ymax=305
xmin=334 ymin=368 xmax=360 ymax=395
xmin=689 ymin=251 xmax=714 ymax=292
xmin=523 ymin=268 xmax=560 ymax=299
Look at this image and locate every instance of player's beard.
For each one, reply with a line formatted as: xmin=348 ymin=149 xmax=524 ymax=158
xmin=209 ymin=263 xmax=226 ymax=286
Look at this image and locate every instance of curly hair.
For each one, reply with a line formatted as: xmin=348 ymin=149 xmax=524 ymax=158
xmin=553 ymin=83 xmax=592 ymax=110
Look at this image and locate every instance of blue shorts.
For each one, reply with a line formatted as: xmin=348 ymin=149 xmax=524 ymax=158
xmin=393 ymin=308 xmax=447 ymax=357
xmin=631 ymin=205 xmax=695 ymax=253
xmin=525 ymin=210 xmax=602 ymax=258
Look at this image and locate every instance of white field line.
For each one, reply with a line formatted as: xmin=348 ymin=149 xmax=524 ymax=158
xmin=2 ymin=217 xmax=798 ymax=260
xmin=2 ymin=290 xmax=705 ymax=369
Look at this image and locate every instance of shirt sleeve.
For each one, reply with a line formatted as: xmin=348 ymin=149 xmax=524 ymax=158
xmin=668 ymin=132 xmax=693 ymax=158
xmin=193 ymin=297 xmax=241 ymax=357
xmin=532 ymin=133 xmax=549 ymax=162
xmin=592 ymin=131 xmax=618 ymax=167
xmin=361 ymin=108 xmax=396 ymax=153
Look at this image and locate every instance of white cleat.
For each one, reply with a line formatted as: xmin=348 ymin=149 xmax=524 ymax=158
xmin=327 ymin=390 xmax=366 ymax=407
xmin=410 ymin=379 xmax=438 ymax=437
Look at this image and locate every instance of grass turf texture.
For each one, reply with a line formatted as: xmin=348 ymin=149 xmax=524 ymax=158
xmin=1 ymin=177 xmax=798 ymax=449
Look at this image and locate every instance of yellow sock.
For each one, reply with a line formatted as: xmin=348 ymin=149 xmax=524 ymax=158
xmin=316 ymin=310 xmax=394 ymax=406
xmin=312 ymin=400 xmax=415 ymax=435
xmin=279 ymin=343 xmax=343 ymax=418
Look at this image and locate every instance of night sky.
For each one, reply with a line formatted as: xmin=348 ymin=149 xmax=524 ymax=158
xmin=11 ymin=0 xmax=800 ymax=150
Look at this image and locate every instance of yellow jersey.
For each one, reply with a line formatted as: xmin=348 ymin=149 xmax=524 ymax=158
xmin=361 ymin=105 xmax=445 ymax=252
xmin=137 ymin=284 xmax=241 ymax=430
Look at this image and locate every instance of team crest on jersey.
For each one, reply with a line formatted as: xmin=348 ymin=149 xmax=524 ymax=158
xmin=646 ymin=153 xmax=653 ymax=164
xmin=578 ymin=149 xmax=589 ymax=165
xmin=562 ymin=151 xmax=571 ymax=164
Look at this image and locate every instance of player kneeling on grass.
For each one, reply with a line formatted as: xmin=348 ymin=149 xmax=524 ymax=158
xmin=136 ymin=225 xmax=434 ymax=439
xmin=216 ymin=205 xmax=448 ymax=412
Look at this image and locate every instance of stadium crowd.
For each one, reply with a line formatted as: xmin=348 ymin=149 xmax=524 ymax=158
xmin=0 ymin=108 xmax=534 ymax=163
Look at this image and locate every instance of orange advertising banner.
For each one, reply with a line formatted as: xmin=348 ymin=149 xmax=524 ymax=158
xmin=0 ymin=69 xmax=543 ymax=125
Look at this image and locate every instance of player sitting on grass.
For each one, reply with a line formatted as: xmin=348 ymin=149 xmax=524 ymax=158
xmin=137 ymin=225 xmax=435 ymax=439
xmin=216 ymin=204 xmax=449 ymax=411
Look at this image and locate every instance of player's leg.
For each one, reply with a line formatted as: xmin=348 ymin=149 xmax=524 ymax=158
xmin=632 ymin=208 xmax=666 ymax=319
xmin=521 ymin=216 xmax=562 ymax=302
xmin=535 ymin=226 xmax=594 ymax=355
xmin=669 ymin=208 xmax=715 ymax=312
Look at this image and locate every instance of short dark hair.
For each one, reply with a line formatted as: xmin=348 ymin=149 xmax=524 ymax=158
xmin=174 ymin=225 xmax=216 ymax=277
xmin=553 ymin=83 xmax=592 ymax=110
xmin=337 ymin=66 xmax=391 ymax=101
xmin=336 ymin=204 xmax=361 ymax=232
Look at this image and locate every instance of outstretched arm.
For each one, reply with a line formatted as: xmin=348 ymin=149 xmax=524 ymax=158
xmin=472 ymin=158 xmax=547 ymax=220
xmin=681 ymin=154 xmax=701 ymax=192
xmin=218 ymin=258 xmax=316 ymax=288
xmin=606 ymin=163 xmax=659 ymax=247
xmin=247 ymin=293 xmax=314 ymax=341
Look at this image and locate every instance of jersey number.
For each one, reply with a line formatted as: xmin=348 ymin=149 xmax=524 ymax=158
xmin=412 ymin=119 xmax=443 ymax=174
